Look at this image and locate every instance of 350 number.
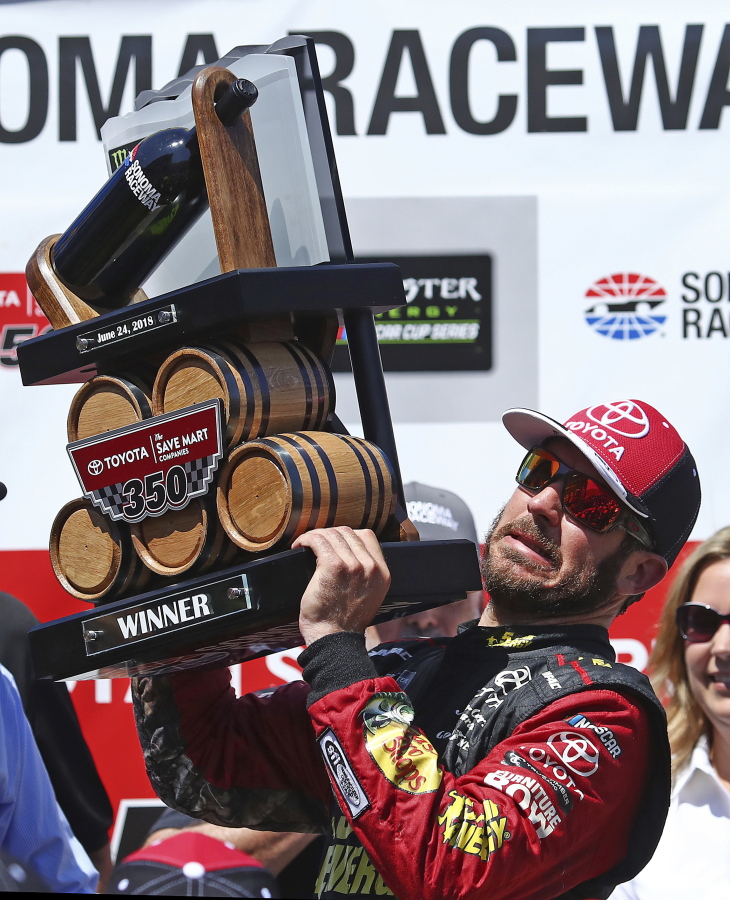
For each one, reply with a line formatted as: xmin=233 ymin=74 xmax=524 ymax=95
xmin=121 ymin=466 xmax=188 ymax=518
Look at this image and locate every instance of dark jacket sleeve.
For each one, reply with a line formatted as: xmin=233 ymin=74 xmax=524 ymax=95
xmin=0 ymin=592 xmax=113 ymax=853
xmin=131 ymin=665 xmax=332 ymax=833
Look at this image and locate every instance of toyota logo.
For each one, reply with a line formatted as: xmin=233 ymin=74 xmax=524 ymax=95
xmin=87 ymin=459 xmax=104 ymax=476
xmin=493 ymin=666 xmax=532 ymax=694
xmin=546 ymin=731 xmax=600 ymax=776
xmin=586 ymin=400 xmax=650 ymax=438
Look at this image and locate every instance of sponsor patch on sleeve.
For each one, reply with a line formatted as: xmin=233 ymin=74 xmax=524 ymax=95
xmin=319 ymin=728 xmax=370 ymax=819
xmin=483 ymin=767 xmax=562 ymax=838
xmin=501 ymin=749 xmax=573 ymax=812
xmin=565 ymin=713 xmax=623 ymax=758
xmin=437 ymin=790 xmax=509 ymax=859
xmin=547 ymin=730 xmax=600 ymax=775
xmin=362 ymin=692 xmax=443 ymax=794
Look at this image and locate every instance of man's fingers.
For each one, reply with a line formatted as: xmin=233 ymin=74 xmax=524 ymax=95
xmin=294 ymin=527 xmax=389 ymax=586
xmin=293 ymin=527 xmax=361 ymax=569
xmin=295 ymin=528 xmax=392 ymax=644
xmin=352 ymin=529 xmax=388 ymax=566
xmin=349 ymin=529 xmax=390 ymax=588
xmin=294 ymin=527 xmax=369 ymax=567
xmin=293 ymin=526 xmax=357 ymax=552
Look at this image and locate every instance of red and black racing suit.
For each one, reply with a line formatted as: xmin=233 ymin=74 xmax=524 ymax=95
xmin=132 ymin=623 xmax=670 ymax=900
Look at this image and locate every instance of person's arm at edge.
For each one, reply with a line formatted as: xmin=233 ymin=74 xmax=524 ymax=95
xmin=27 ymin=679 xmax=114 ymax=888
xmin=0 ymin=665 xmax=98 ymax=893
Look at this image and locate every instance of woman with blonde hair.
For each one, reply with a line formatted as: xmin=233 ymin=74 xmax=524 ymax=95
xmin=615 ymin=526 xmax=730 ymax=898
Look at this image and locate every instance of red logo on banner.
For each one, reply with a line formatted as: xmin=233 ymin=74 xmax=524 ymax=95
xmin=68 ymin=401 xmax=223 ymax=523
xmin=0 ymin=274 xmax=50 ymax=367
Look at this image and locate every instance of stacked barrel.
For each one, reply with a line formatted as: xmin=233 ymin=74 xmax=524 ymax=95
xmin=51 ymin=337 xmax=398 ymax=604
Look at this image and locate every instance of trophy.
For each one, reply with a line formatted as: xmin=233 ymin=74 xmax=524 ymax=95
xmin=19 ymin=37 xmax=482 ymax=683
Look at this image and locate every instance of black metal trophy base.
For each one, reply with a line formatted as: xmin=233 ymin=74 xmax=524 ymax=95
xmin=17 ymin=263 xmax=404 ymax=386
xmin=28 ymin=541 xmax=482 ymax=681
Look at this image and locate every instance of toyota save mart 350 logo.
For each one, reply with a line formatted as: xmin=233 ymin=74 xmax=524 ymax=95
xmin=0 ymin=274 xmax=49 ymax=366
xmin=584 ymin=273 xmax=666 ymax=341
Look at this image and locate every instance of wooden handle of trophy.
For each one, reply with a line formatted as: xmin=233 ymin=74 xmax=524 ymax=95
xmin=398 ymin=514 xmax=421 ymax=541
xmin=217 ymin=432 xmax=397 ymax=552
xmin=68 ymin=373 xmax=154 ymax=442
xmin=192 ymin=66 xmax=276 ymax=273
xmin=25 ymin=235 xmax=101 ymax=330
xmin=376 ymin=505 xmax=420 ymax=543
xmin=25 ymin=235 xmax=149 ymax=331
xmin=50 ymin=498 xmax=151 ymax=603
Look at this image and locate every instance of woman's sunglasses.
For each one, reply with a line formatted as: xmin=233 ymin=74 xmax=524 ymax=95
xmin=676 ymin=603 xmax=730 ymax=643
xmin=516 ymin=447 xmax=653 ymax=549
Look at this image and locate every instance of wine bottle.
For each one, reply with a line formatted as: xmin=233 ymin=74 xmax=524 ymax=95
xmin=51 ymin=78 xmax=258 ymax=310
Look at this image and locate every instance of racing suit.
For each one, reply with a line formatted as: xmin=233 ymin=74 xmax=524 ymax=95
xmin=132 ymin=623 xmax=670 ymax=900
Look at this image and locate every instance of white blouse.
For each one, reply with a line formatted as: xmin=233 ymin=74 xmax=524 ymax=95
xmin=613 ymin=739 xmax=730 ymax=900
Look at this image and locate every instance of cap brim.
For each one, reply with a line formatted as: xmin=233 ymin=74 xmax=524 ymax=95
xmin=502 ymin=408 xmax=649 ymax=519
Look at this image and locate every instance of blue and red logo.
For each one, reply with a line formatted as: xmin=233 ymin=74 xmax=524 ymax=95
xmin=584 ymin=273 xmax=666 ymax=340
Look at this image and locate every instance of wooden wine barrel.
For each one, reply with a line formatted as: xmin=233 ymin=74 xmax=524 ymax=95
xmin=50 ymin=498 xmax=150 ymax=603
xmin=151 ymin=340 xmax=334 ymax=448
xmin=67 ymin=373 xmax=153 ymax=442
xmin=217 ymin=431 xmax=397 ymax=552
xmin=130 ymin=496 xmax=240 ymax=577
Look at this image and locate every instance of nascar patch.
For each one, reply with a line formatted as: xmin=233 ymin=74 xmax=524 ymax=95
xmin=565 ymin=713 xmax=622 ymax=758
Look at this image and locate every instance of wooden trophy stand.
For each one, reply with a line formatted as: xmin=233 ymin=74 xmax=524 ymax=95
xmin=25 ymin=235 xmax=148 ymax=330
xmin=19 ymin=46 xmax=482 ymax=682
xmin=194 ymin=67 xmax=276 ymax=274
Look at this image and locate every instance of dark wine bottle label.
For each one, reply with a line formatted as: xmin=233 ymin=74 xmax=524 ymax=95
xmin=109 ymin=140 xmax=142 ymax=173
xmin=123 ymin=147 xmax=163 ymax=212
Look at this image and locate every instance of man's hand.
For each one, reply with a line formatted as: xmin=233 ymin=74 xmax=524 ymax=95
xmin=292 ymin=527 xmax=391 ymax=646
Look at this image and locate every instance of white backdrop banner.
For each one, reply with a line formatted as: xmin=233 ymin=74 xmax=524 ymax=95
xmin=0 ymin=0 xmax=728 ymax=545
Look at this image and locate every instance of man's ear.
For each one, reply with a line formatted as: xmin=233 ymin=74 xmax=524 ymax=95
xmin=617 ymin=552 xmax=668 ymax=597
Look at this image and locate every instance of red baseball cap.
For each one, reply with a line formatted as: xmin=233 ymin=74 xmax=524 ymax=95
xmin=502 ymin=399 xmax=701 ymax=566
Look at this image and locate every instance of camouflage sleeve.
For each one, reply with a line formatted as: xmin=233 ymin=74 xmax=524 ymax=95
xmin=131 ymin=666 xmax=332 ymax=833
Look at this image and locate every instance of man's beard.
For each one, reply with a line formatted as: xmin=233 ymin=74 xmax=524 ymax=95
xmin=481 ymin=508 xmax=634 ymax=620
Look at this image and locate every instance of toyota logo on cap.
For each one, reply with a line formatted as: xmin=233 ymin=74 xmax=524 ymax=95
xmin=586 ymin=401 xmax=650 ymax=439
xmin=546 ymin=731 xmax=600 ymax=776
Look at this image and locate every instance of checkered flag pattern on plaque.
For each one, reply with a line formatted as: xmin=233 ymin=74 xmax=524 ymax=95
xmin=90 ymin=482 xmax=126 ymax=520
xmin=185 ymin=455 xmax=216 ymax=494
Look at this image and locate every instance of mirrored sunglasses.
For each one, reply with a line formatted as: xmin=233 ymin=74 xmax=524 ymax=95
xmin=516 ymin=447 xmax=653 ymax=548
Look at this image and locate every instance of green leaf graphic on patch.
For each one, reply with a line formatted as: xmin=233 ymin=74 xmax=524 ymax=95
xmin=362 ymin=693 xmax=442 ymax=794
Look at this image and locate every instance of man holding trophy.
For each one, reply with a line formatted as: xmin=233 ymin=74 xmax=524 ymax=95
xmin=132 ymin=398 xmax=698 ymax=900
